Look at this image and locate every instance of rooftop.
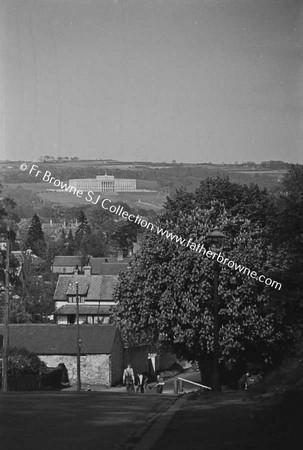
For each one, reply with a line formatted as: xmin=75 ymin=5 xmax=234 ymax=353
xmin=90 ymin=258 xmax=129 ymax=275
xmin=52 ymin=256 xmax=83 ymax=267
xmin=0 ymin=324 xmax=120 ymax=354
xmin=54 ymin=304 xmax=113 ymax=315
xmin=54 ymin=274 xmax=119 ymax=301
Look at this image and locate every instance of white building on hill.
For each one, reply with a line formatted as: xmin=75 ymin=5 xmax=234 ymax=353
xmin=68 ymin=175 xmax=136 ymax=192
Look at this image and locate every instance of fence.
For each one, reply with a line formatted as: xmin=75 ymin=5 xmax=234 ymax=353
xmin=174 ymin=377 xmax=211 ymax=394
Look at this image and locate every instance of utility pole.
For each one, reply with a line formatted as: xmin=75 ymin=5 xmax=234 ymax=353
xmin=1 ymin=227 xmax=10 ymax=392
xmin=207 ymin=228 xmax=226 ymax=393
xmin=75 ymin=281 xmax=81 ymax=391
xmin=212 ymin=261 xmax=221 ymax=392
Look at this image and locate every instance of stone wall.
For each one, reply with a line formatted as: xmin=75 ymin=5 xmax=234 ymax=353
xmin=39 ymin=354 xmax=110 ymax=386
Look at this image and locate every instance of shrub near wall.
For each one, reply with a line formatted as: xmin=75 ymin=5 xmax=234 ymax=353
xmin=0 ymin=347 xmax=46 ymax=391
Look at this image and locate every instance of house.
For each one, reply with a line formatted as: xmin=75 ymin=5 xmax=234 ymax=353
xmin=53 ymin=266 xmax=118 ymax=324
xmin=42 ymin=219 xmax=65 ymax=242
xmin=42 ymin=219 xmax=79 ymax=243
xmin=51 ymin=256 xmax=83 ymax=274
xmin=0 ymin=324 xmax=124 ymax=386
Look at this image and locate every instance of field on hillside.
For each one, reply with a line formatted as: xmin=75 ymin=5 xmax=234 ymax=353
xmin=0 ymin=160 xmax=289 ymax=200
xmin=4 ymin=182 xmax=165 ymax=210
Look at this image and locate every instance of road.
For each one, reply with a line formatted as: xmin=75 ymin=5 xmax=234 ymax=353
xmin=0 ymin=391 xmax=175 ymax=450
xmin=0 ymin=370 xmax=203 ymax=450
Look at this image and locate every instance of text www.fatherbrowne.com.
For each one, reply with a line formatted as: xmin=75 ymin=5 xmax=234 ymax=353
xmin=155 ymin=228 xmax=282 ymax=290
xmin=20 ymin=163 xmax=282 ymax=291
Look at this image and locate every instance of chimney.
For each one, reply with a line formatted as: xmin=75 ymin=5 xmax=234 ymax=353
xmin=83 ymin=266 xmax=91 ymax=276
xmin=117 ymin=250 xmax=123 ymax=261
xmin=50 ymin=218 xmax=53 ymax=226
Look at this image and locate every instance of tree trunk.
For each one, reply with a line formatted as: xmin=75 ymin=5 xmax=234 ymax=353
xmin=198 ymin=354 xmax=213 ymax=387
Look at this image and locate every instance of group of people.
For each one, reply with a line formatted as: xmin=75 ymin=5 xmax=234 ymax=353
xmin=123 ymin=364 xmax=165 ymax=394
xmin=238 ymin=372 xmax=263 ymax=390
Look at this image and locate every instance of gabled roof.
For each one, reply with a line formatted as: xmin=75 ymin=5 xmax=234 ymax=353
xmin=54 ymin=304 xmax=113 ymax=315
xmin=52 ymin=256 xmax=83 ymax=267
xmin=0 ymin=324 xmax=120 ymax=355
xmin=54 ymin=275 xmax=119 ymax=301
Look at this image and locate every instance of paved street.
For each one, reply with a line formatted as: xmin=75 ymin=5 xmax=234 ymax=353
xmin=0 ymin=391 xmax=176 ymax=450
xmin=64 ymin=368 xmax=203 ymax=395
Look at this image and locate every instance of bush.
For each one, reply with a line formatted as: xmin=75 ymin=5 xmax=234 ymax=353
xmin=0 ymin=347 xmax=46 ymax=385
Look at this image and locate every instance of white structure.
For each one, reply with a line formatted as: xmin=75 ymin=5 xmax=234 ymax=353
xmin=68 ymin=175 xmax=136 ymax=192
xmin=114 ymin=178 xmax=137 ymax=192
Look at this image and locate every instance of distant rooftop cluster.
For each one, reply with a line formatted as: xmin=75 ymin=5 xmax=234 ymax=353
xmin=68 ymin=175 xmax=136 ymax=193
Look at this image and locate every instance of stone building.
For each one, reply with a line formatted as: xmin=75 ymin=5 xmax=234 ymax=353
xmin=0 ymin=324 xmax=124 ymax=386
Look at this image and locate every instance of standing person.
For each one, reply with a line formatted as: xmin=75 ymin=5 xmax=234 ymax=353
xmin=123 ymin=364 xmax=135 ymax=393
xmin=155 ymin=374 xmax=165 ymax=393
xmin=136 ymin=373 xmax=148 ymax=393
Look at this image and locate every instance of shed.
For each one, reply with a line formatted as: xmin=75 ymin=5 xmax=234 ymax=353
xmin=51 ymin=256 xmax=83 ymax=274
xmin=0 ymin=324 xmax=124 ymax=386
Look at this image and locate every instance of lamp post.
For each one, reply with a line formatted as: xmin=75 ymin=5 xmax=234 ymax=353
xmin=207 ymin=228 xmax=226 ymax=392
xmin=75 ymin=281 xmax=81 ymax=392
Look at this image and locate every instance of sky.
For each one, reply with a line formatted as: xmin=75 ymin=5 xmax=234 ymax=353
xmin=1 ymin=0 xmax=303 ymax=163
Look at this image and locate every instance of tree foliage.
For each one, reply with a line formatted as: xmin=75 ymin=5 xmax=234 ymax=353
xmin=25 ymin=214 xmax=46 ymax=257
xmin=270 ymin=165 xmax=303 ymax=329
xmin=114 ymin=177 xmax=292 ymax=383
xmin=0 ymin=347 xmax=46 ymax=385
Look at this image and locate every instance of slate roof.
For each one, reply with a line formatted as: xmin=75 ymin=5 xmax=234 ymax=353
xmin=54 ymin=275 xmax=119 ymax=301
xmin=90 ymin=257 xmax=119 ymax=264
xmin=0 ymin=324 xmax=120 ymax=355
xmin=90 ymin=258 xmax=129 ymax=275
xmin=54 ymin=304 xmax=113 ymax=315
xmin=52 ymin=256 xmax=83 ymax=267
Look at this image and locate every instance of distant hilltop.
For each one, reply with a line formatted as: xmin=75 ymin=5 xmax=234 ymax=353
xmin=68 ymin=175 xmax=137 ymax=193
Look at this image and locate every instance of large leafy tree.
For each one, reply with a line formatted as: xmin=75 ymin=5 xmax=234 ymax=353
xmin=111 ymin=221 xmax=141 ymax=256
xmin=114 ymin=182 xmax=290 ymax=385
xmin=1 ymin=252 xmax=56 ymax=324
xmin=271 ymin=165 xmax=303 ymax=330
